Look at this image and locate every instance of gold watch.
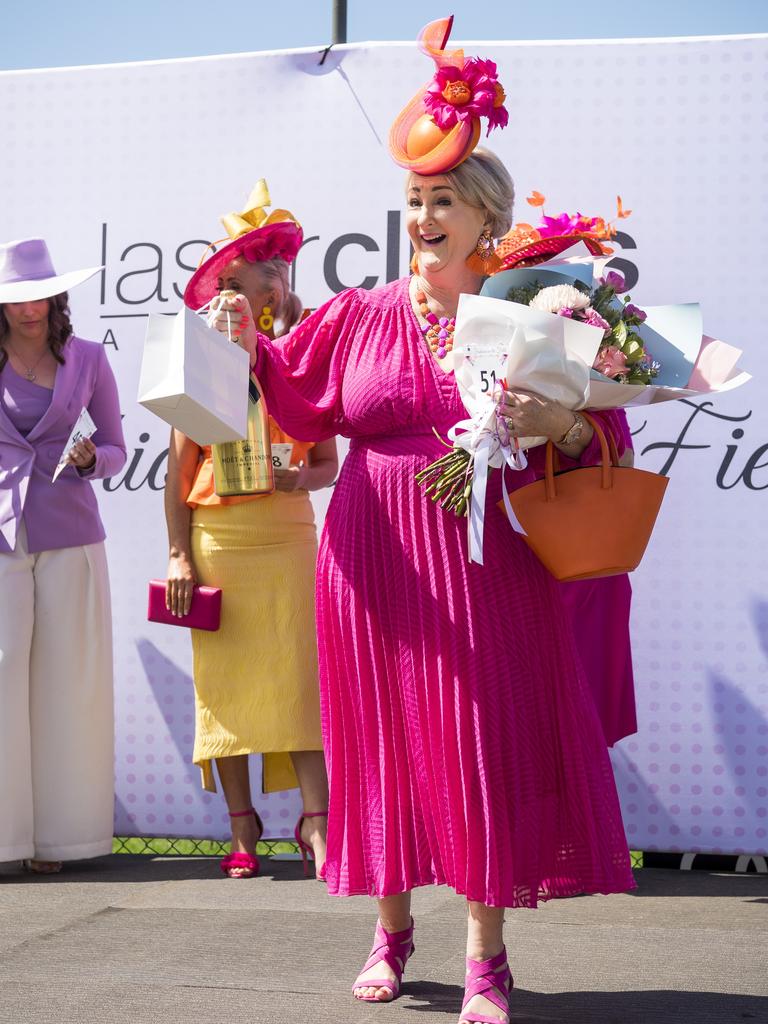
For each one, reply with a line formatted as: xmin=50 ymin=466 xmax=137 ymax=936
xmin=557 ymin=413 xmax=584 ymax=446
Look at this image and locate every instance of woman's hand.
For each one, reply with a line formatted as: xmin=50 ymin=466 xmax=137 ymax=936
xmin=68 ymin=438 xmax=97 ymax=472
xmin=166 ymin=552 xmax=197 ymax=618
xmin=273 ymin=465 xmax=307 ymax=493
xmin=209 ymin=291 xmax=259 ymax=365
xmin=497 ymin=389 xmax=574 ymax=442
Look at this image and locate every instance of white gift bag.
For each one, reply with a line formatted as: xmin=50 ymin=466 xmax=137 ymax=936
xmin=137 ymin=307 xmax=249 ymax=445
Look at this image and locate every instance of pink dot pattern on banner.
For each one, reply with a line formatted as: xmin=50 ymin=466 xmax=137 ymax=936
xmin=111 ymin=639 xmax=302 ymax=840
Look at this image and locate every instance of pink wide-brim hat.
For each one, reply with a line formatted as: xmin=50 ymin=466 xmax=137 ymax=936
xmin=183 ymin=221 xmax=303 ymax=310
xmin=0 ymin=238 xmax=102 ymax=304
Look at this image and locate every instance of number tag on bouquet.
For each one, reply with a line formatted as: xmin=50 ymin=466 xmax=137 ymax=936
xmin=464 ymin=341 xmax=509 ymax=400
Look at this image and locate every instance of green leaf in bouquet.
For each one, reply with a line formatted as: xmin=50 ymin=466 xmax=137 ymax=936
xmin=601 ymin=303 xmax=622 ymax=327
xmin=612 ymin=320 xmax=628 ymax=345
xmin=505 ymin=281 xmax=544 ymax=306
xmin=622 ymin=336 xmax=644 ymax=363
xmin=627 ymin=365 xmax=651 ymax=385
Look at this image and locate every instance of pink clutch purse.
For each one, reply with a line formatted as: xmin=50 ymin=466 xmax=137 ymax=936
xmin=147 ymin=579 xmax=222 ymax=631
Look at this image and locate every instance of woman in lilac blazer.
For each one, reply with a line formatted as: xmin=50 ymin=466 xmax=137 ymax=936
xmin=0 ymin=238 xmax=126 ymax=873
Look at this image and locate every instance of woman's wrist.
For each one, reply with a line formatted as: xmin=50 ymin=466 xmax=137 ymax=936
xmin=547 ymin=406 xmax=577 ymax=443
xmin=554 ymin=411 xmax=582 ymax=446
xmin=554 ymin=413 xmax=594 ymax=457
xmin=300 ymin=461 xmax=337 ymax=492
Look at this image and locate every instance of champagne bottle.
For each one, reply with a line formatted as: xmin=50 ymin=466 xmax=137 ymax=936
xmin=212 ymin=372 xmax=275 ymax=496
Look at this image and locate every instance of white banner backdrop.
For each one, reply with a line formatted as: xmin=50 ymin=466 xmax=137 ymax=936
xmin=1 ymin=33 xmax=766 ymax=854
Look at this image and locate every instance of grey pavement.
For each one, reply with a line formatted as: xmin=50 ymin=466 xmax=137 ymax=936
xmin=0 ymin=856 xmax=766 ymax=1024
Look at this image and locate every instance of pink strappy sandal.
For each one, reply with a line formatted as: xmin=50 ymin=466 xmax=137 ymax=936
xmin=459 ymin=948 xmax=513 ymax=1024
xmin=294 ymin=810 xmax=328 ymax=879
xmin=220 ymin=807 xmax=264 ymax=879
xmin=352 ymin=918 xmax=415 ymax=1002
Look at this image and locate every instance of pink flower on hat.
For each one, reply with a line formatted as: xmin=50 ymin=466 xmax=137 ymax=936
xmin=424 ymin=58 xmax=508 ymax=134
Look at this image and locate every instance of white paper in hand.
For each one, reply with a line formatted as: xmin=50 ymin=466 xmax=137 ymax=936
xmin=52 ymin=406 xmax=97 ymax=482
xmin=271 ymin=443 xmax=294 ymax=469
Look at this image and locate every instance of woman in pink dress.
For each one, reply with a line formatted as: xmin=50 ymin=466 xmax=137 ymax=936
xmin=206 ymin=22 xmax=635 ymax=1024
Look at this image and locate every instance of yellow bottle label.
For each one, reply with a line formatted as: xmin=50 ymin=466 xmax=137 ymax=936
xmin=212 ymin=375 xmax=275 ymax=497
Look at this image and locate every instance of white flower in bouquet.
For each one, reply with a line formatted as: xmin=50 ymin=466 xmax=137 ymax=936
xmin=528 ymin=284 xmax=590 ymax=314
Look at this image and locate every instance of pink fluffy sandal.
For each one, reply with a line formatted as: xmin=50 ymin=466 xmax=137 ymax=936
xmin=460 ymin=948 xmax=513 ymax=1023
xmin=352 ymin=918 xmax=415 ymax=1002
xmin=220 ymin=807 xmax=264 ymax=879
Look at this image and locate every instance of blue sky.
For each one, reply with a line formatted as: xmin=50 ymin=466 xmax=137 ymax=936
xmin=2 ymin=0 xmax=767 ymax=70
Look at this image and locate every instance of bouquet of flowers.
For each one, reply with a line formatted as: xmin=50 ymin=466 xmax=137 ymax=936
xmin=505 ymin=270 xmax=658 ymax=386
xmin=416 ymin=196 xmax=750 ymax=564
xmin=416 ymin=286 xmax=608 ymax=562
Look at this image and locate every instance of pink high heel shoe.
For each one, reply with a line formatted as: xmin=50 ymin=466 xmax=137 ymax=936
xmin=352 ymin=918 xmax=415 ymax=1002
xmin=220 ymin=807 xmax=264 ymax=879
xmin=460 ymin=947 xmax=513 ymax=1024
xmin=294 ymin=810 xmax=328 ymax=879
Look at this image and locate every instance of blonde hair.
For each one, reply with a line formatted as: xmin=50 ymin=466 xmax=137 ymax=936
xmin=255 ymin=258 xmax=304 ymax=337
xmin=444 ymin=148 xmax=515 ymax=238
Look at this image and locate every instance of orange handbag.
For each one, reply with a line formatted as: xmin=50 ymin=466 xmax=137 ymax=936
xmin=499 ymin=413 xmax=669 ymax=582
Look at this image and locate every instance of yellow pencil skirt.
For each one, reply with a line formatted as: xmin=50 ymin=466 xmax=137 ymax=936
xmin=190 ymin=492 xmax=322 ymax=793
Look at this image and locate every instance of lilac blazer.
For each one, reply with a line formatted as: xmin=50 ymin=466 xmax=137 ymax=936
xmin=0 ymin=336 xmax=127 ymax=554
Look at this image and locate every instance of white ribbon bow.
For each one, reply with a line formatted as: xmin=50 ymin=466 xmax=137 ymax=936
xmin=447 ymin=399 xmax=528 ymax=566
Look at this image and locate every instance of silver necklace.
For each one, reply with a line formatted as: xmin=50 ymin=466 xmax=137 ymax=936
xmin=6 ymin=345 xmax=49 ymax=382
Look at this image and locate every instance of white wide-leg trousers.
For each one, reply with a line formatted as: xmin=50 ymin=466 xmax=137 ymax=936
xmin=0 ymin=525 xmax=115 ymax=861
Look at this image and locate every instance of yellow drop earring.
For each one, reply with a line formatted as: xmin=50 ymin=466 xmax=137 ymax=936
xmin=258 ymin=305 xmax=274 ymax=333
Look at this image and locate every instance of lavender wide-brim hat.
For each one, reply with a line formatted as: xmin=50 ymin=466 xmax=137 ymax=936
xmin=0 ymin=238 xmax=102 ymax=304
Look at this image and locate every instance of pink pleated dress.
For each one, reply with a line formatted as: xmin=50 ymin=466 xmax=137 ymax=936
xmin=560 ymin=575 xmax=637 ymax=746
xmin=256 ymin=278 xmax=636 ymax=907
xmin=559 ymin=411 xmax=638 ymax=747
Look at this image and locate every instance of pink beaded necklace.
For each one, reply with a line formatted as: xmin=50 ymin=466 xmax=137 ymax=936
xmin=415 ymin=290 xmax=456 ymax=360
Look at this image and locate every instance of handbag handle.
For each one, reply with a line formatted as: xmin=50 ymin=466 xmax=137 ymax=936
xmin=544 ymin=412 xmax=620 ymax=501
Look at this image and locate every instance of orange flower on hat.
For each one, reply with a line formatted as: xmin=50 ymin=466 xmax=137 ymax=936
xmin=441 ymin=78 xmax=472 ymax=106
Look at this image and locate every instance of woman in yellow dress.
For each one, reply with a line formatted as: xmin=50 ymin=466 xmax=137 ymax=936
xmin=164 ymin=183 xmax=337 ymax=878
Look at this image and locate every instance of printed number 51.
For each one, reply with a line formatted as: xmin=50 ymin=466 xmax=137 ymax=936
xmin=480 ymin=369 xmax=497 ymax=394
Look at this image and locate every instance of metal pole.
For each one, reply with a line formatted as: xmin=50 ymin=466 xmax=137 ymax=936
xmin=332 ymin=0 xmax=348 ymax=44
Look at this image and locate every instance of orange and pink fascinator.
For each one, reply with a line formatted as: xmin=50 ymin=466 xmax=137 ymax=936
xmin=389 ymin=15 xmax=509 ymax=176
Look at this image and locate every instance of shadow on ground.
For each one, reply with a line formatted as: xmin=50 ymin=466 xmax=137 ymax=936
xmin=627 ymin=868 xmax=768 ymax=899
xmin=401 ymin=982 xmax=767 ymax=1023
xmin=0 ymin=854 xmax=312 ymax=885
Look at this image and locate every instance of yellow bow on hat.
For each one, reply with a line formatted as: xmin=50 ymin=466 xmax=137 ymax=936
xmin=220 ymin=179 xmax=301 ymax=240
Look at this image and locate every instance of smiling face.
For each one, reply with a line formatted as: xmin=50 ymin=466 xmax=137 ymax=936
xmin=406 ymin=174 xmax=489 ymax=277
xmin=1 ymin=298 xmax=51 ymax=345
